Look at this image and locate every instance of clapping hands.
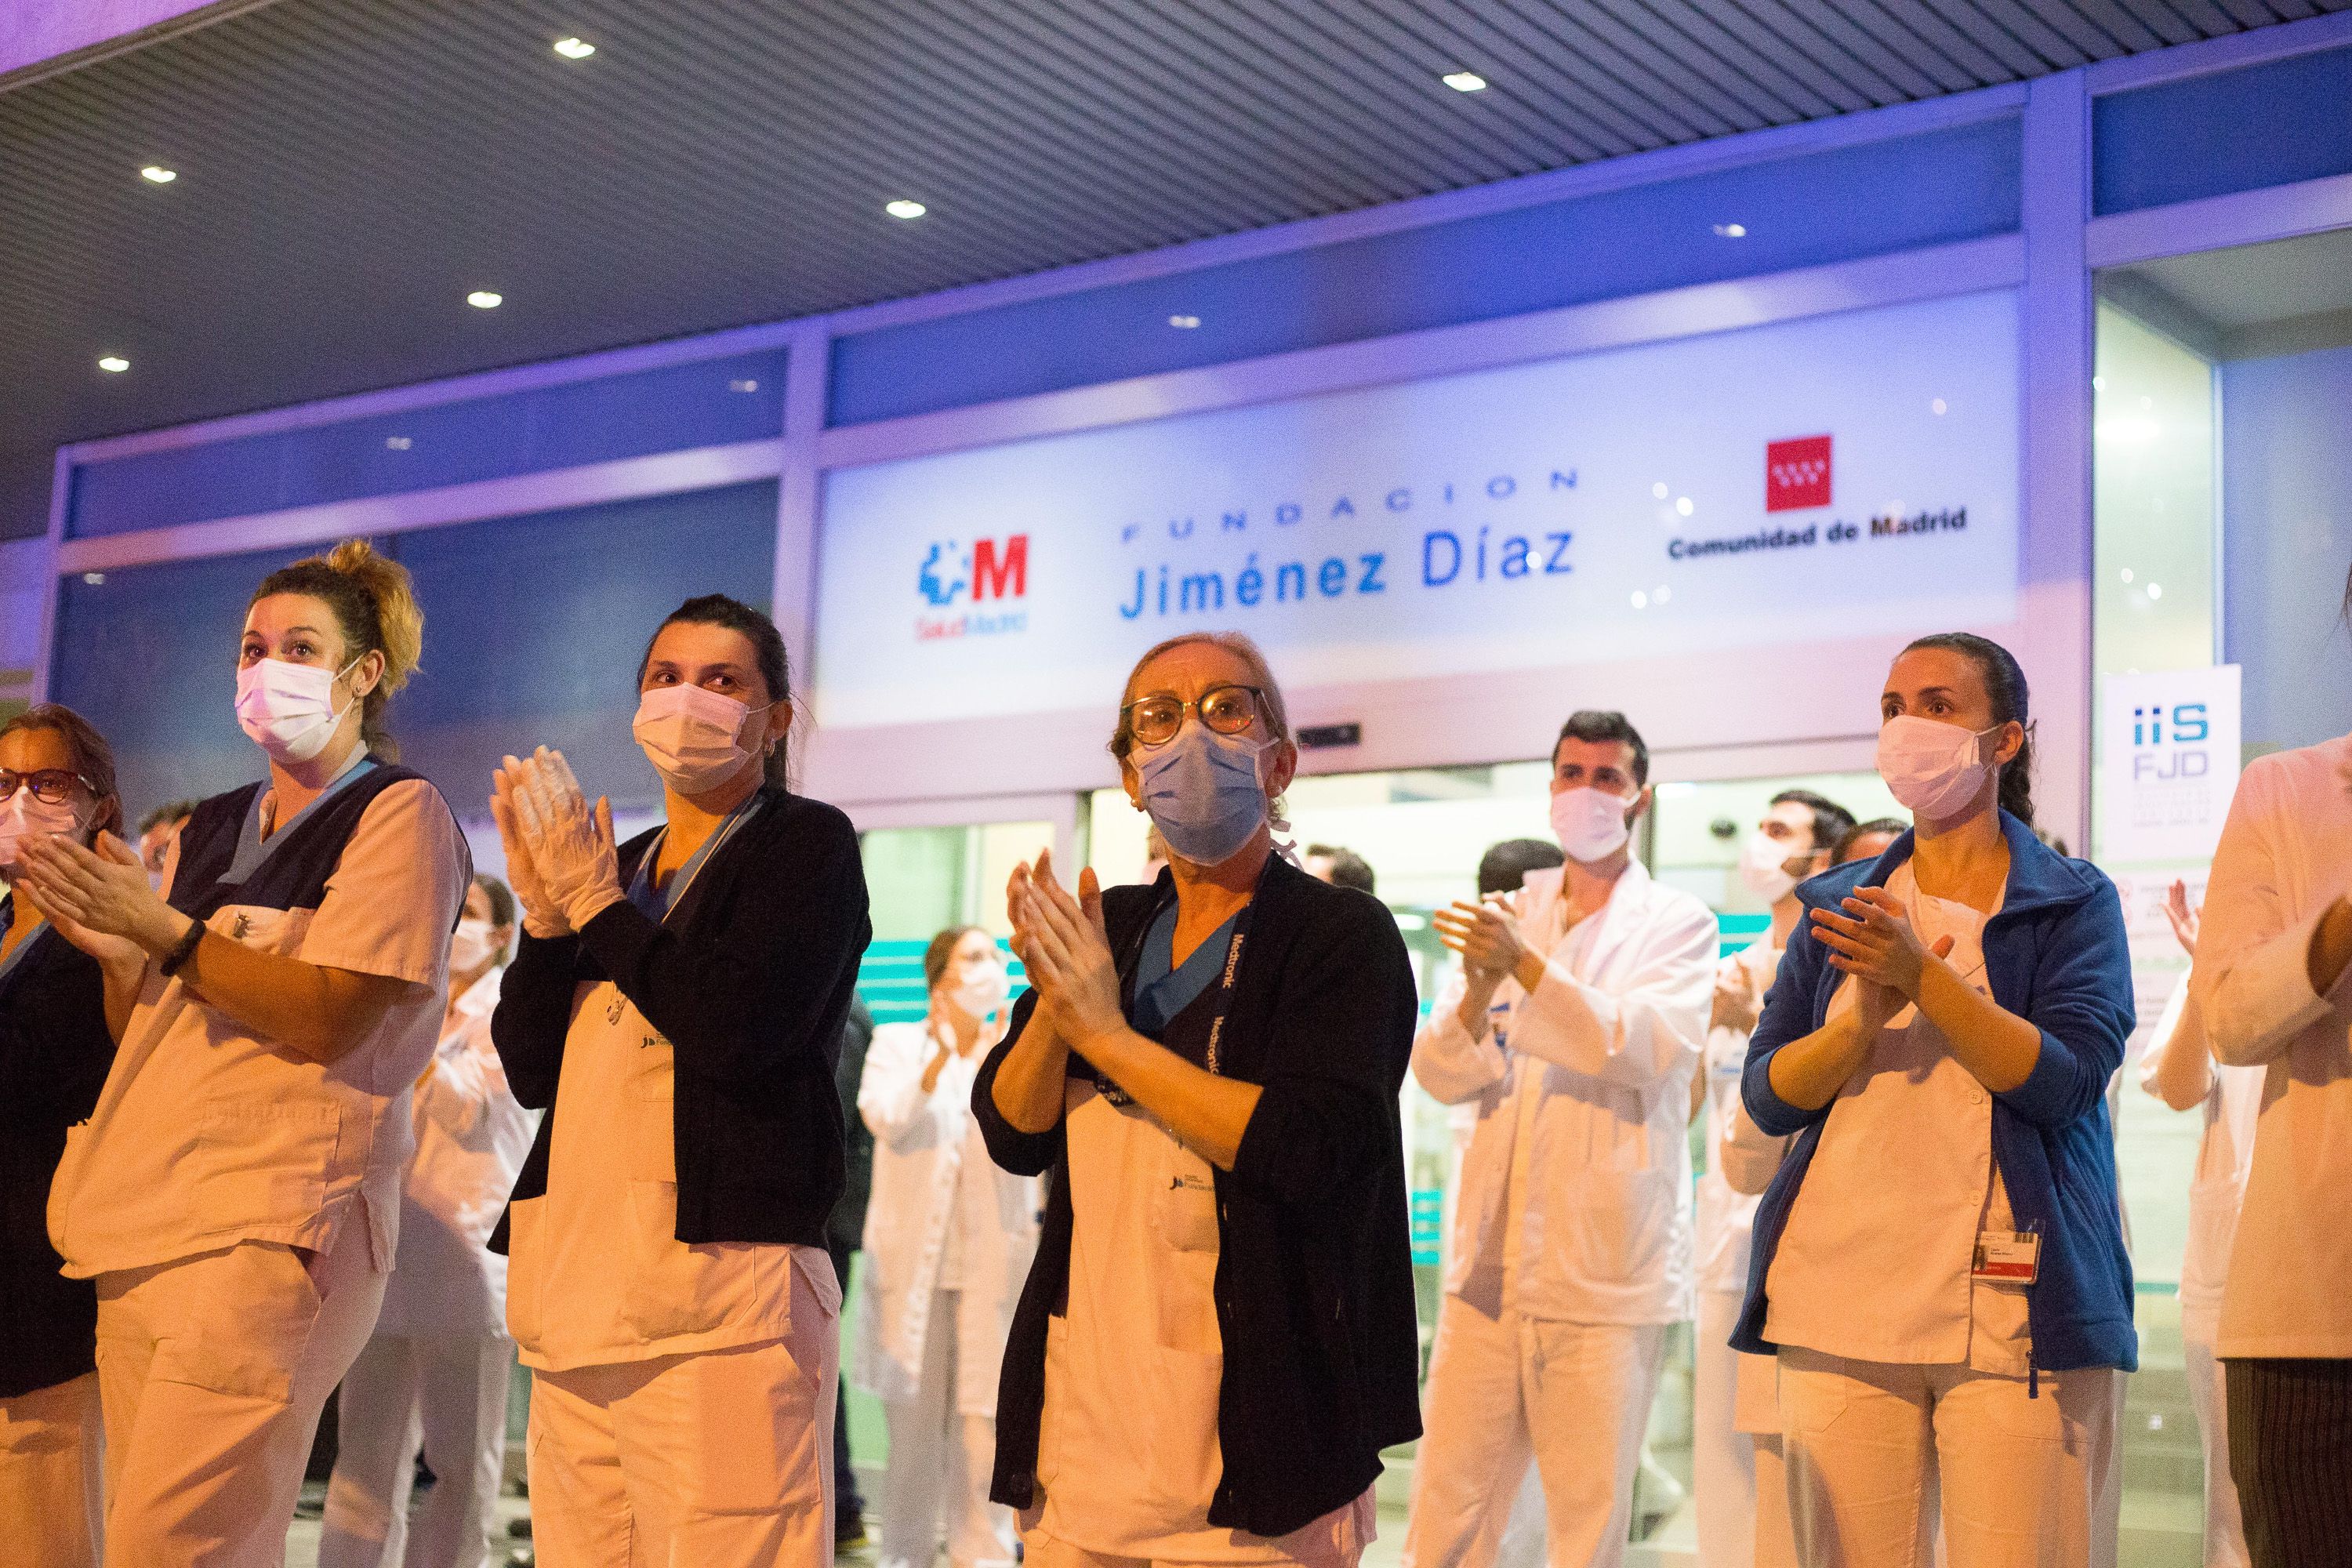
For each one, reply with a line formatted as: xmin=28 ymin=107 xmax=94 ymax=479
xmin=490 ymin=748 xmax=621 ymax=937
xmin=1005 ymin=848 xmax=1123 ymax=1050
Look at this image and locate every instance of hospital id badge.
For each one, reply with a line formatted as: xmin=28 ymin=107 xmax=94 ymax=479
xmin=1972 ymin=1230 xmax=2041 ymax=1283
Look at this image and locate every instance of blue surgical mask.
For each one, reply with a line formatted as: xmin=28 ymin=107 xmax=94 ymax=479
xmin=1136 ymin=725 xmax=1270 ymax=867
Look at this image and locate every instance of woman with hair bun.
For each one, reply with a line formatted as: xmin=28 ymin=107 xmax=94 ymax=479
xmin=1732 ymin=632 xmax=2136 ymax=1567
xmin=17 ymin=539 xmax=472 ymax=1562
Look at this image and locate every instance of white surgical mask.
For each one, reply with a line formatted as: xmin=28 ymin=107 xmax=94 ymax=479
xmin=1876 ymin=715 xmax=2000 ymax=821
xmin=949 ymin=964 xmax=1010 ymax=1022
xmin=448 ymin=916 xmax=499 ymax=975
xmin=633 ymin=684 xmax=768 ymax=794
xmin=0 ymin=788 xmax=83 ymax=875
xmin=236 ymin=655 xmax=362 ymax=764
xmin=1550 ymin=786 xmax=1635 ymax=864
xmin=1737 ymin=831 xmax=1808 ymax=904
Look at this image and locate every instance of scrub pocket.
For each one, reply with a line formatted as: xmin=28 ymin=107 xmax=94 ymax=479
xmin=191 ymin=1101 xmax=341 ymax=1240
xmin=160 ymin=1242 xmax=322 ymax=1403
xmin=1142 ymin=1344 xmax=1226 ymax=1512
xmin=1152 ymin=1166 xmax=1219 ymax=1254
xmin=504 ymin=1197 xmax=547 ymax=1350
xmin=619 ymin=1179 xmax=780 ymax=1343
xmin=1780 ymin=1356 xmax=1852 ymax=1436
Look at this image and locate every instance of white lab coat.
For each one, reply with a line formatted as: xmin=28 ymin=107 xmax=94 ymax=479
xmin=853 ymin=1018 xmax=1039 ymax=1406
xmin=1403 ymin=861 xmax=1714 ymax=1568
xmin=374 ymin=967 xmax=539 ymax=1337
xmin=1410 ymin=861 xmax=1717 ymax=1325
xmin=2190 ymin=731 xmax=2352 ymax=1360
xmin=320 ymin=967 xmax=541 ymax=1568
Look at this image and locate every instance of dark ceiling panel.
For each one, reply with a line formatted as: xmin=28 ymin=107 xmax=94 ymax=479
xmin=1 ymin=0 xmax=2340 ymax=540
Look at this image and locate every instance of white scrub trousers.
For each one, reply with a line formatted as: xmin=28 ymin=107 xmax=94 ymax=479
xmin=1777 ymin=1347 xmax=2121 ymax=1568
xmin=1404 ymin=1300 xmax=1667 ymax=1568
xmin=880 ymin=1287 xmax=1015 ymax=1568
xmin=93 ymin=1215 xmax=386 ymax=1567
xmin=1693 ymin=1289 xmax=1798 ymax=1568
xmin=2182 ymin=1336 xmax=2251 ymax=1568
xmin=526 ymin=1329 xmax=836 ymax=1568
xmin=317 ymin=1331 xmax=515 ymax=1568
xmin=0 ymin=1370 xmax=103 ymax=1568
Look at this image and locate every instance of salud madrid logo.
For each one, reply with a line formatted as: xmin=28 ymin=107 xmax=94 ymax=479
xmin=915 ymin=535 xmax=1029 ymax=641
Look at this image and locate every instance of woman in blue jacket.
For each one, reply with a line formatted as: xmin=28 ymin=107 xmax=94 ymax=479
xmin=1734 ymin=633 xmax=2136 ymax=1568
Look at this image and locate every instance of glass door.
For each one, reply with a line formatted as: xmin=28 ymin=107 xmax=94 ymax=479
xmin=844 ymin=792 xmax=1076 ymax=1025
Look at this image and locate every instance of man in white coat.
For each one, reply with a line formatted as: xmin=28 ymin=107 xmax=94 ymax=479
xmin=1403 ymin=711 xmax=1717 ymax=1568
xmin=1693 ymin=789 xmax=1852 ymax=1568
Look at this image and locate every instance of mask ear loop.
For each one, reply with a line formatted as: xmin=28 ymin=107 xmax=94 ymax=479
xmin=1255 ymin=736 xmax=1304 ymax=869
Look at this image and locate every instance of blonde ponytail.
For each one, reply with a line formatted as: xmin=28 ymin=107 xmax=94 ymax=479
xmin=252 ymin=538 xmax=425 ymax=757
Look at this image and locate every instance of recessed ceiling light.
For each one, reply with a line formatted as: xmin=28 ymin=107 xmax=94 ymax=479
xmin=2120 ymin=568 xmax=2134 ymax=583
xmin=2147 ymin=582 xmax=2164 ymax=601
xmin=553 ymin=37 xmax=595 ymax=59
xmin=97 ymin=355 xmax=129 ymax=372
xmin=728 ymin=379 xmax=760 ymax=393
xmin=1675 ymin=495 xmax=1694 ymax=517
xmin=1442 ymin=71 xmax=1487 ymax=93
xmin=1651 ymin=481 xmax=1668 ymax=499
xmin=385 ymin=436 xmax=413 ymax=450
xmin=82 ymin=572 xmax=105 ymax=586
xmin=140 ymin=165 xmax=176 ymax=183
xmin=1713 ymin=222 xmax=1747 ymax=238
xmin=1630 ymin=590 xmax=1649 ymax=609
xmin=1168 ymin=314 xmax=1201 ymax=329
xmin=885 ymin=198 xmax=927 ymax=220
xmin=466 ymin=290 xmax=503 ymax=309
xmin=1931 ymin=397 xmax=1947 ymax=415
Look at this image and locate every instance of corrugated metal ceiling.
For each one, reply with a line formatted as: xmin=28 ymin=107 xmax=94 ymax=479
xmin=1 ymin=0 xmax=2339 ymax=538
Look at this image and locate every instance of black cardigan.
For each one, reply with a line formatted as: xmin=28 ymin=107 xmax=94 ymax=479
xmin=0 ymin=914 xmax=115 ymax=1398
xmin=973 ymin=855 xmax=1423 ymax=1538
xmin=491 ymin=789 xmax=871 ymax=1250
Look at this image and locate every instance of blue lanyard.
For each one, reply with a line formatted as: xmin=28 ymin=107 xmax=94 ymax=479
xmin=626 ymin=793 xmax=764 ymax=925
xmin=0 ymin=897 xmax=47 ymax=1002
xmin=221 ymin=753 xmax=379 ymax=887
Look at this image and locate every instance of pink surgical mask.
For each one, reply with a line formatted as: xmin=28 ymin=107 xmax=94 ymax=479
xmin=633 ymin=684 xmax=768 ymax=793
xmin=236 ymin=655 xmax=361 ymax=764
xmin=1875 ymin=716 xmax=2000 ymax=820
xmin=0 ymin=787 xmax=83 ymax=874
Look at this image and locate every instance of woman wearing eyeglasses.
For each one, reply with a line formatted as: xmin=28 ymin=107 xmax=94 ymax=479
xmin=978 ymin=630 xmax=1422 ymax=1568
xmin=0 ymin=706 xmax=124 ymax=1568
xmin=18 ymin=541 xmax=473 ymax=1564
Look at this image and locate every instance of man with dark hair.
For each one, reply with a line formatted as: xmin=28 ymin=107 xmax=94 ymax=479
xmin=1694 ymin=786 xmax=1856 ymax=1568
xmin=1303 ymin=844 xmax=1377 ymax=897
xmin=1835 ymin=818 xmax=1905 ymax=866
xmin=1477 ymin=838 xmax=1564 ymax=899
xmin=1405 ymin=711 xmax=1715 ymax=1568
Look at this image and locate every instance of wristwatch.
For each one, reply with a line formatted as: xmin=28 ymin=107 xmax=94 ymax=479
xmin=158 ymin=916 xmax=206 ymax=978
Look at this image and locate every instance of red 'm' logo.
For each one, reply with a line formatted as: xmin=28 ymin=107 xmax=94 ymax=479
xmin=1766 ymin=435 xmax=1832 ymax=513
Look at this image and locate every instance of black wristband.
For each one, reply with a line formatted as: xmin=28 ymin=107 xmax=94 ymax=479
xmin=158 ymin=917 xmax=206 ymax=978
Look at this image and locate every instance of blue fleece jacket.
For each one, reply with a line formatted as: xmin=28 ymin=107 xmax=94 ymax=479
xmin=1733 ymin=812 xmax=2139 ymax=1374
